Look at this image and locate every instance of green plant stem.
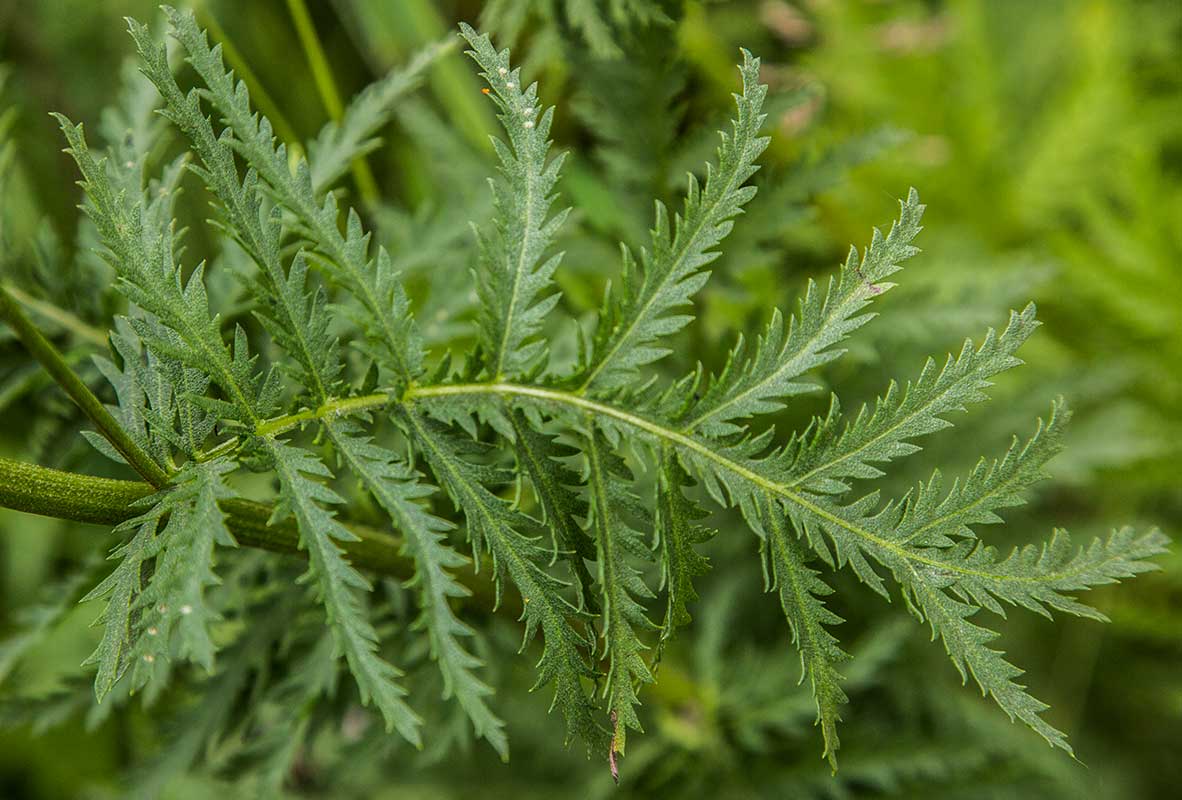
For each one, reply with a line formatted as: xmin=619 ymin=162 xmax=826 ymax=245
xmin=255 ymin=392 xmax=390 ymax=437
xmin=0 ymin=285 xmax=170 ymax=488
xmin=0 ymin=456 xmax=503 ymax=611
xmin=285 ymin=0 xmax=380 ymax=205
xmin=0 ymin=456 xmax=391 ymax=565
xmin=0 ymin=456 xmax=153 ymax=524
xmin=210 ymin=379 xmax=1085 ymax=591
xmin=285 ymin=0 xmax=346 ymax=119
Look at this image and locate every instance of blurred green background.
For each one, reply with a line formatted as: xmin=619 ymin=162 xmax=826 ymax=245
xmin=0 ymin=1 xmax=1178 ymax=797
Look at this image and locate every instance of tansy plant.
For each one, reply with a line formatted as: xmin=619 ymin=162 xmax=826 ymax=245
xmin=0 ymin=8 xmax=1167 ymax=784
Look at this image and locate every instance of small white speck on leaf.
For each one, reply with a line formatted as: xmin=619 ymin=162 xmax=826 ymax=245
xmin=180 ymin=604 xmax=193 ymax=616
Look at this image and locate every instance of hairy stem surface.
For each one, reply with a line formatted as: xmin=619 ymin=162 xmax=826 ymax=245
xmin=0 ymin=457 xmax=474 ymax=598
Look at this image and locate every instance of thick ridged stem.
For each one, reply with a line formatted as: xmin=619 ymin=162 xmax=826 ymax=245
xmin=0 ymin=456 xmax=154 ymax=524
xmin=0 ymin=456 xmax=501 ymax=611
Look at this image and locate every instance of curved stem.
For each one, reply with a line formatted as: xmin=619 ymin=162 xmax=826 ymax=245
xmin=404 ymin=381 xmax=1096 ymax=588
xmin=0 ymin=284 xmax=170 ymax=488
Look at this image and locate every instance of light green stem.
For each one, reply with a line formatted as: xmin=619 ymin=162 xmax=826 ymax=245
xmin=254 ymin=392 xmax=390 ymax=438
xmin=222 ymin=379 xmax=1090 ymax=591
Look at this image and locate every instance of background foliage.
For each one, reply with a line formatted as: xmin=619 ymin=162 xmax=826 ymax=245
xmin=0 ymin=1 xmax=1177 ymax=797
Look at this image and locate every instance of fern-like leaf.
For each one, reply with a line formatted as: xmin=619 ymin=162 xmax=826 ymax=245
xmin=250 ymin=251 xmax=342 ymax=400
xmin=783 ymin=304 xmax=1040 ymax=495
xmin=406 ymin=306 xmax=1165 ymax=756
xmin=90 ymin=320 xmax=161 ymax=465
xmin=908 ymin=579 xmax=1068 ymax=751
xmin=770 ymin=492 xmax=1165 ymax=753
xmin=762 ymin=496 xmax=850 ymax=770
xmin=510 ymin=411 xmax=598 ymax=607
xmin=96 ymin=320 xmax=217 ymax=461
xmin=80 ymin=459 xmax=235 ymax=699
xmin=401 ymin=410 xmax=608 ymax=752
xmin=578 ymin=49 xmax=769 ymax=392
xmin=129 ymin=19 xmax=342 ymax=405
xmin=57 ymin=115 xmax=274 ymax=425
xmin=80 ymin=514 xmax=156 ymax=701
xmin=462 ymin=23 xmax=570 ymax=379
xmin=134 ymin=460 xmax=236 ymax=674
xmin=914 ymin=526 xmax=1171 ymax=623
xmin=158 ymin=9 xmax=423 ymax=388
xmin=654 ymin=450 xmax=713 ymax=642
xmin=266 ymin=438 xmax=422 ymax=745
xmin=895 ymin=401 xmax=1069 ymax=549
xmin=584 ymin=427 xmax=657 ymax=753
xmin=31 ymin=19 xmax=1171 ymax=773
xmin=681 ymin=190 xmax=925 ymax=436
xmin=325 ymin=419 xmax=507 ymax=757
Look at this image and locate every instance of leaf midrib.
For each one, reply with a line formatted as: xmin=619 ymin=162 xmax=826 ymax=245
xmin=493 ymin=150 xmax=539 ymax=380
xmin=407 ymin=381 xmax=1087 ymax=587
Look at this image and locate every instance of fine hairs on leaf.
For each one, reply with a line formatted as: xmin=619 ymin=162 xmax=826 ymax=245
xmin=1 ymin=9 xmax=1168 ymax=785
